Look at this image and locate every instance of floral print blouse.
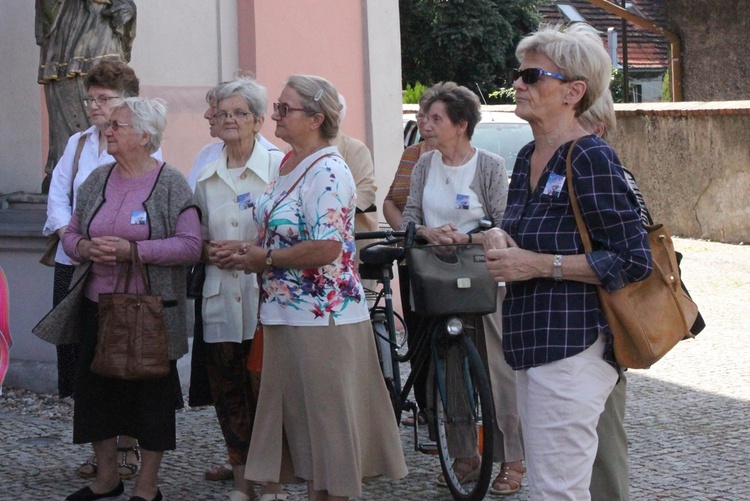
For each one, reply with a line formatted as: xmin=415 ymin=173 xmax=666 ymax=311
xmin=253 ymin=146 xmax=369 ymax=327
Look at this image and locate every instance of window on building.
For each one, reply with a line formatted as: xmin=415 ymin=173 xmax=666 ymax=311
xmin=557 ymin=3 xmax=586 ymax=23
xmin=630 ymin=84 xmax=643 ymax=103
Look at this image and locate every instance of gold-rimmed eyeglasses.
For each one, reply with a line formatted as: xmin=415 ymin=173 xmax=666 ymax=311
xmin=105 ymin=120 xmax=132 ymax=131
xmin=213 ymin=110 xmax=255 ymax=121
xmin=83 ymin=95 xmax=122 ymax=108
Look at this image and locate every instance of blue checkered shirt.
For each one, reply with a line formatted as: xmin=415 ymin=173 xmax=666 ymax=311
xmin=501 ymin=135 xmax=652 ymax=370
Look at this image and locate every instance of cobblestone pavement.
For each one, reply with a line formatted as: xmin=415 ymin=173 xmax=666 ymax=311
xmin=1 ymin=238 xmax=749 ymax=500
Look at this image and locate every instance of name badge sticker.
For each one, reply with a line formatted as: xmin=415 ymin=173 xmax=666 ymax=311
xmin=543 ymin=173 xmax=566 ymax=197
xmin=130 ymin=210 xmax=147 ymax=225
xmin=455 ymin=193 xmax=470 ymax=210
xmin=237 ymin=192 xmax=254 ymax=211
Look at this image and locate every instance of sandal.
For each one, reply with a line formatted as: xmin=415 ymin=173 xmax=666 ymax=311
xmin=490 ymin=461 xmax=526 ymax=495
xmin=436 ymin=456 xmax=481 ymax=487
xmin=117 ymin=444 xmax=141 ymax=480
xmin=76 ymin=453 xmax=98 ymax=479
xmin=205 ymin=463 xmax=234 ymax=482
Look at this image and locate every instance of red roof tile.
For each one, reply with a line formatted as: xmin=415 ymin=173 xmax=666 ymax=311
xmin=538 ymin=0 xmax=669 ymax=71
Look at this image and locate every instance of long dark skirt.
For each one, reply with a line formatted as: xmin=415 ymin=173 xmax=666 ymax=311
xmin=73 ymin=298 xmax=179 ymax=451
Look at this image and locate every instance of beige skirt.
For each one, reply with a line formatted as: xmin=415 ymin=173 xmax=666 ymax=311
xmin=244 ymin=319 xmax=408 ymax=497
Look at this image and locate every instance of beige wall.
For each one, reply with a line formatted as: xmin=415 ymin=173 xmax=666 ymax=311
xmin=610 ymin=103 xmax=750 ymax=243
xmin=0 ymin=1 xmax=44 ymax=193
xmin=2 ymin=0 xmax=402 ymax=188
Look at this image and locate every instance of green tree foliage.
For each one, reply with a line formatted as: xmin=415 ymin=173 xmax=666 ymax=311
xmin=400 ymin=0 xmax=547 ymax=98
xmin=403 ymin=81 xmax=428 ymax=104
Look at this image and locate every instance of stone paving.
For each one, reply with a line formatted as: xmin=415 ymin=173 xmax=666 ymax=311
xmin=1 ymin=237 xmax=749 ymax=500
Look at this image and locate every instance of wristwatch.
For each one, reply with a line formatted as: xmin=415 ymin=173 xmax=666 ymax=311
xmin=265 ymin=249 xmax=274 ymax=267
xmin=553 ymin=254 xmax=563 ymax=281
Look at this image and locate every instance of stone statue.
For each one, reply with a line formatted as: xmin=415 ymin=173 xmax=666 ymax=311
xmin=35 ymin=0 xmax=136 ymax=190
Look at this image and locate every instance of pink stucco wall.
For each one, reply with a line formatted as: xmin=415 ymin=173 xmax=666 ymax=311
xmin=240 ymin=0 xmax=369 ymax=146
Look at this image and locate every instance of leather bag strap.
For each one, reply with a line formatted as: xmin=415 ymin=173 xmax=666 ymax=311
xmin=263 ymin=152 xmax=337 ymax=240
xmin=69 ymin=134 xmax=87 ymax=204
xmin=564 ymin=138 xmax=592 ymax=253
xmin=130 ymin=242 xmax=153 ymax=295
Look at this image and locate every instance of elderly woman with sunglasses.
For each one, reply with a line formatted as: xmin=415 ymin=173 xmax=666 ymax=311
xmin=483 ymin=24 xmax=651 ymax=500
xmin=60 ymin=97 xmax=202 ymax=501
xmin=230 ymin=75 xmax=407 ymax=501
xmin=193 ymin=77 xmax=286 ymax=501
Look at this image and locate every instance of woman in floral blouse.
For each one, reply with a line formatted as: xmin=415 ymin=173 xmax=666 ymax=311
xmin=230 ymin=75 xmax=406 ymax=501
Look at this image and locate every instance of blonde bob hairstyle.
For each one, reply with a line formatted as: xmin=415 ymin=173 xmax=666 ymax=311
xmin=516 ymin=23 xmax=611 ymax=116
xmin=111 ymin=97 xmax=167 ymax=154
xmin=284 ymin=75 xmax=342 ymax=139
xmin=578 ymin=90 xmax=616 ymax=140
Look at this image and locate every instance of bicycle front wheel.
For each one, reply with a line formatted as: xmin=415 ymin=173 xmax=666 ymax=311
xmin=432 ymin=334 xmax=495 ymax=501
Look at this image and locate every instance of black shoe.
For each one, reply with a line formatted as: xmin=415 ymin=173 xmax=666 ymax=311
xmin=129 ymin=488 xmax=163 ymax=501
xmin=66 ymin=481 xmax=124 ymax=500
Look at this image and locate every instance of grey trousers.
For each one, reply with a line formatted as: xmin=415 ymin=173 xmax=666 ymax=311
xmin=591 ymin=372 xmax=629 ymax=500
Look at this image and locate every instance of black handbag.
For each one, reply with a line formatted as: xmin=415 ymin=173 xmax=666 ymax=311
xmin=406 ymin=243 xmax=497 ymax=316
xmin=186 ymin=263 xmax=206 ymax=299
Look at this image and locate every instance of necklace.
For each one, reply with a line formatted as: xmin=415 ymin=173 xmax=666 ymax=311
xmin=444 ymin=148 xmax=473 ymax=185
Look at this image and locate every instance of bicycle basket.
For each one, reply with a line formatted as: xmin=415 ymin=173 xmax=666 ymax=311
xmin=406 ymin=243 xmax=497 ymax=316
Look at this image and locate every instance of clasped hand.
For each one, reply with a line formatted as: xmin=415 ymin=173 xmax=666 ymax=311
xmin=208 ymin=240 xmax=265 ymax=274
xmin=80 ymin=236 xmax=131 ymax=265
xmin=483 ymin=228 xmax=538 ymax=283
xmin=419 ymin=224 xmax=464 ymax=245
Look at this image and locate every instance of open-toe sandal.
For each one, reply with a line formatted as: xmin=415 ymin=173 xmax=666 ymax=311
xmin=436 ymin=456 xmax=481 ymax=487
xmin=490 ymin=461 xmax=526 ymax=495
xmin=117 ymin=444 xmax=140 ymax=480
xmin=76 ymin=453 xmax=98 ymax=479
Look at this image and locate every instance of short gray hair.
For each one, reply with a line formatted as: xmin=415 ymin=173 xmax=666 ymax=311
xmin=578 ymin=90 xmax=616 ymax=139
xmin=516 ymin=23 xmax=611 ymax=116
xmin=205 ymin=81 xmax=229 ymax=104
xmin=285 ymin=75 xmax=342 ymax=139
xmin=111 ymin=97 xmax=167 ymax=154
xmin=424 ymin=82 xmax=482 ymax=139
xmin=217 ymin=77 xmax=268 ymax=117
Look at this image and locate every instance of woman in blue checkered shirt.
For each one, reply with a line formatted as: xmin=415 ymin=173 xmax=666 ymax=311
xmin=483 ymin=24 xmax=652 ymax=500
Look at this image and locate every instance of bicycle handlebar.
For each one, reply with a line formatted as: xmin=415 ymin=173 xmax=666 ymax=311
xmin=354 ymin=230 xmax=406 ymax=241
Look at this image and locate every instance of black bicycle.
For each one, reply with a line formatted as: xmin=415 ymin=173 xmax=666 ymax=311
xmin=356 ymin=224 xmax=496 ymax=501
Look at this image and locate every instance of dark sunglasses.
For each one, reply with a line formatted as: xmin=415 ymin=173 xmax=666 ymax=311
xmin=513 ymin=68 xmax=568 ymax=85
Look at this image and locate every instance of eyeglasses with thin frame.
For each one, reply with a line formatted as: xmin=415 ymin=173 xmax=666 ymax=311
xmin=273 ymin=102 xmax=308 ymax=118
xmin=82 ymin=95 xmax=122 ymax=107
xmin=513 ymin=68 xmax=568 ymax=85
xmin=213 ymin=110 xmax=255 ymax=121
xmin=105 ymin=120 xmax=132 ymax=132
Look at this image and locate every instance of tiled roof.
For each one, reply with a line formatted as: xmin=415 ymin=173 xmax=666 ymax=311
xmin=539 ymin=0 xmax=669 ymax=71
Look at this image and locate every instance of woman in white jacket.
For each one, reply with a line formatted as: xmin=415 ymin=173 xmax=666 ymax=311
xmin=193 ymin=77 xmax=283 ymax=501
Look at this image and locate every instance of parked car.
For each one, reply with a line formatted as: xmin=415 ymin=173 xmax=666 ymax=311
xmin=403 ymin=111 xmax=533 ymax=176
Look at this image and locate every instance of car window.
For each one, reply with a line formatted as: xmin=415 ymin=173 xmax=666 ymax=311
xmin=471 ymin=123 xmax=534 ymax=175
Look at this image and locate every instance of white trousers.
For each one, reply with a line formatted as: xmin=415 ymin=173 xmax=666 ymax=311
xmin=516 ymin=334 xmax=617 ymax=501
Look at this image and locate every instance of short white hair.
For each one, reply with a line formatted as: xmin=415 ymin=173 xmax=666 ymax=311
xmin=217 ymin=77 xmax=268 ymax=117
xmin=579 ymin=90 xmax=616 ymax=139
xmin=112 ymin=97 xmax=167 ymax=154
xmin=516 ymin=23 xmax=611 ymax=116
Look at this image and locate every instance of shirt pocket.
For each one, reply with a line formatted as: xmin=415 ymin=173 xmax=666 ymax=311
xmin=201 ymin=278 xmax=226 ymax=327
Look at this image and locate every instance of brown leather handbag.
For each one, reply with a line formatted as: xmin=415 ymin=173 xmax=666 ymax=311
xmin=91 ymin=244 xmax=170 ymax=380
xmin=565 ymin=140 xmax=698 ymax=369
